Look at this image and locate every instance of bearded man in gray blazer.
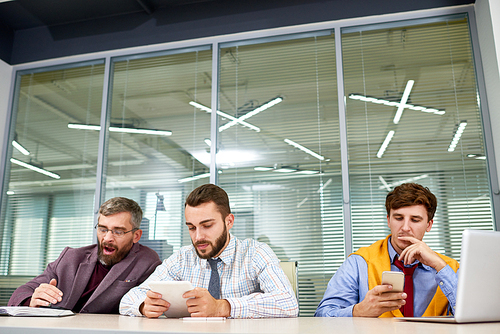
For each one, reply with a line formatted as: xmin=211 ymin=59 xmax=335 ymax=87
xmin=8 ymin=197 xmax=161 ymax=314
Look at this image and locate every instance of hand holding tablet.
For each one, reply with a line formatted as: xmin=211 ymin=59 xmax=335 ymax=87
xmin=148 ymin=281 xmax=194 ymax=318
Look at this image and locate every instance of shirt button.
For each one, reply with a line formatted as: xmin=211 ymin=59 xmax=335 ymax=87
xmin=439 ymin=281 xmax=444 ymax=286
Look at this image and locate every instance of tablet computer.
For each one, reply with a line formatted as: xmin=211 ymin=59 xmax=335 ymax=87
xmin=148 ymin=281 xmax=194 ymax=318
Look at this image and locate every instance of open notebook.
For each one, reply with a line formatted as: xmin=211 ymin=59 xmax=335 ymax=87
xmin=400 ymin=229 xmax=500 ymax=323
xmin=0 ymin=306 xmax=74 ymax=317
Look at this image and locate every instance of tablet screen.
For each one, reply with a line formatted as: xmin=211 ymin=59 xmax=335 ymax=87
xmin=148 ymin=281 xmax=194 ymax=318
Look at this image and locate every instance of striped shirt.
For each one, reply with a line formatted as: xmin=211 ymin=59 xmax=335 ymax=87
xmin=119 ymin=234 xmax=298 ymax=318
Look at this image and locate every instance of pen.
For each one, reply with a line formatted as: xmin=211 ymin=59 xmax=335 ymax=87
xmin=182 ymin=317 xmax=226 ymax=321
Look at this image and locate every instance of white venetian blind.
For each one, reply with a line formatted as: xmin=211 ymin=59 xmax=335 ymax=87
xmin=103 ymin=47 xmax=213 ymax=259
xmin=216 ymin=33 xmax=344 ymax=316
xmin=342 ymin=15 xmax=494 ymax=259
xmin=0 ymin=62 xmax=104 ymax=304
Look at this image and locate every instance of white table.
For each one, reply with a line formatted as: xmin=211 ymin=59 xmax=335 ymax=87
xmin=1 ymin=314 xmax=499 ymax=334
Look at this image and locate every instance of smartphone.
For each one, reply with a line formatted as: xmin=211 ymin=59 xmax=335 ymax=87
xmin=381 ymin=271 xmax=404 ymax=292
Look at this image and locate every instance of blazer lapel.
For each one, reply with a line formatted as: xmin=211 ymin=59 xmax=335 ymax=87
xmin=64 ymin=246 xmax=96 ymax=309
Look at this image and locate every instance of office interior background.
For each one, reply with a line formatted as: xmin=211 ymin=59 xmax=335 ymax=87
xmin=0 ymin=0 xmax=499 ymax=316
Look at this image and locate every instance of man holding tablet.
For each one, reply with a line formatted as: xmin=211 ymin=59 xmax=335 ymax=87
xmin=120 ymin=184 xmax=298 ymax=318
xmin=315 ymin=183 xmax=459 ymax=318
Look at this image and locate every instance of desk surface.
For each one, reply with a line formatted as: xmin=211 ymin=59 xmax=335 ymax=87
xmin=1 ymin=314 xmax=499 ymax=334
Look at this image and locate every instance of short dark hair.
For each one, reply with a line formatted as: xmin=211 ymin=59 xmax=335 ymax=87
xmin=185 ymin=184 xmax=231 ymax=219
xmin=385 ymin=183 xmax=437 ymax=221
xmin=98 ymin=197 xmax=143 ymax=229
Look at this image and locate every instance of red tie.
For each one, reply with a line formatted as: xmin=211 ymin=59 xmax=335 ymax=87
xmin=393 ymin=257 xmax=418 ymax=317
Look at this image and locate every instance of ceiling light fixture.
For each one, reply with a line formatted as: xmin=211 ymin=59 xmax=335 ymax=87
xmin=253 ymin=166 xmax=319 ymax=174
xmin=12 ymin=140 xmax=30 ymax=156
xmin=254 ymin=167 xmax=274 ymax=171
xmin=67 ymin=124 xmax=172 ymax=136
xmin=284 ymin=138 xmax=325 ymax=160
xmin=317 ymin=178 xmax=332 ymax=193
xmin=448 ymin=121 xmax=467 ymax=152
xmin=219 ymin=97 xmax=283 ymax=132
xmin=204 ymin=138 xmax=212 ymax=147
xmin=297 ymin=197 xmax=308 ymax=208
xmin=378 ymin=174 xmax=429 ymax=190
xmin=349 ymin=94 xmax=445 ymax=117
xmin=273 ymin=167 xmax=297 ymax=173
xmin=467 ymin=154 xmax=486 ymax=160
xmin=378 ymin=176 xmax=391 ymax=192
xmin=177 ymin=172 xmax=210 ymax=183
xmin=377 ymin=130 xmax=395 ymax=158
xmin=295 ymin=170 xmax=320 ymax=175
xmin=393 ymin=80 xmax=415 ymax=124
xmin=10 ymin=158 xmax=61 ymax=179
xmin=189 ymin=101 xmax=260 ymax=132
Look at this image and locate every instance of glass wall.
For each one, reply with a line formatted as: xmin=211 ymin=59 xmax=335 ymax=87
xmin=343 ymin=15 xmax=494 ymax=259
xmin=216 ymin=33 xmax=343 ymax=316
xmin=0 ymin=62 xmax=104 ymax=302
xmin=0 ymin=9 xmax=495 ymax=314
xmin=101 ymin=47 xmax=213 ymax=258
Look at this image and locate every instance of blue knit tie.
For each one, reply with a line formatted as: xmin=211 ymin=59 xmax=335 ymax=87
xmin=208 ymin=258 xmax=221 ymax=299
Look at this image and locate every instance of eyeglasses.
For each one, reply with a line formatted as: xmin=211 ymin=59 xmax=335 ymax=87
xmin=95 ymin=225 xmax=138 ymax=238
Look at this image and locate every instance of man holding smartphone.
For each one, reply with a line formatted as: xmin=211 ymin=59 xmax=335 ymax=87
xmin=315 ymin=183 xmax=459 ymax=318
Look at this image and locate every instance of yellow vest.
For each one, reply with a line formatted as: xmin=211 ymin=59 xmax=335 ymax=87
xmin=352 ymin=235 xmax=459 ymax=318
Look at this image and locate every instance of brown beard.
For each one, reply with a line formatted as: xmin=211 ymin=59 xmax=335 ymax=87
xmin=193 ymin=223 xmax=228 ymax=259
xmin=97 ymin=239 xmax=133 ymax=266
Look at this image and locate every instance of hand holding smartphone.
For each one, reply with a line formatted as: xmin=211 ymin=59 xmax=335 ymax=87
xmin=381 ymin=271 xmax=404 ymax=292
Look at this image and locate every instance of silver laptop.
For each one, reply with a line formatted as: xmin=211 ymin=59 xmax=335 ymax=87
xmin=401 ymin=229 xmax=500 ymax=323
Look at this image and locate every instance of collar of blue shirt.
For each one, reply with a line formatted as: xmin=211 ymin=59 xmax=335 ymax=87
xmin=388 ymin=236 xmax=433 ymax=271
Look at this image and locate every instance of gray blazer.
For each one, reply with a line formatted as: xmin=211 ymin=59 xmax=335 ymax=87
xmin=8 ymin=242 xmax=161 ymax=314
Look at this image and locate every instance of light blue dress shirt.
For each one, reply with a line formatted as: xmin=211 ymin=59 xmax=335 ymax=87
xmin=314 ymin=237 xmax=458 ymax=317
xmin=120 ymin=234 xmax=298 ymax=318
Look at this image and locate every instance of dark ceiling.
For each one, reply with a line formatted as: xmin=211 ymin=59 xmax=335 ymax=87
xmin=0 ymin=0 xmax=217 ymax=30
xmin=0 ymin=0 xmax=475 ymax=65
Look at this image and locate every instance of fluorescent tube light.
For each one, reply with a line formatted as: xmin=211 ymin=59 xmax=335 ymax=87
xmin=68 ymin=124 xmax=101 ymax=131
xmin=204 ymin=138 xmax=212 ymax=147
xmin=448 ymin=121 xmax=467 ymax=152
xmin=378 ymin=176 xmax=391 ymax=191
xmin=393 ymin=80 xmax=414 ymax=124
xmin=6 ymin=190 xmax=15 ymax=195
xmin=378 ymin=174 xmax=429 ymax=190
xmin=273 ymin=167 xmax=297 ymax=173
xmin=377 ymin=130 xmax=395 ymax=158
xmin=109 ymin=127 xmax=172 ymax=136
xmin=178 ymin=173 xmax=210 ymax=183
xmin=12 ymin=140 xmax=30 ymax=156
xmin=189 ymin=101 xmax=260 ymax=132
xmin=254 ymin=167 xmax=273 ymax=171
xmin=219 ymin=97 xmax=282 ymax=132
xmin=317 ymin=178 xmax=332 ymax=193
xmin=295 ymin=170 xmax=320 ymax=175
xmin=10 ymin=158 xmax=61 ymax=179
xmin=348 ymin=94 xmax=445 ymax=116
xmin=284 ymin=138 xmax=325 ymax=161
xmin=467 ymin=154 xmax=486 ymax=160
xmin=253 ymin=166 xmax=319 ymax=174
xmin=297 ymin=197 xmax=309 ymax=208
xmin=67 ymin=124 xmax=172 ymax=136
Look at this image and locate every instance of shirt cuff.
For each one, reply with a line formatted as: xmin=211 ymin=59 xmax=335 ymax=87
xmin=226 ymin=298 xmax=245 ymax=318
xmin=435 ymin=264 xmax=458 ymax=311
xmin=320 ymin=304 xmax=355 ymax=317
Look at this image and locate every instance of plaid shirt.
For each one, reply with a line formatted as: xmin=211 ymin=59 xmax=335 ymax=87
xmin=119 ymin=234 xmax=298 ymax=318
